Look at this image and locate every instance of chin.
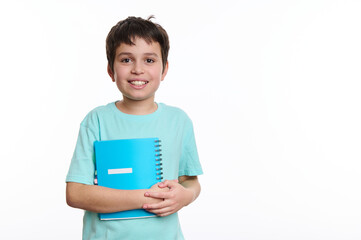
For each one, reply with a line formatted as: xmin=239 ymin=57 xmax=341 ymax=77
xmin=124 ymin=96 xmax=154 ymax=102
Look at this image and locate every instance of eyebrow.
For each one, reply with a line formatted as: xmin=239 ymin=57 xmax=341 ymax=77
xmin=117 ymin=52 xmax=159 ymax=58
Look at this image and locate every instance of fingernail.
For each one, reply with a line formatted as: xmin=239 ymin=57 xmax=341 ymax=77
xmin=143 ymin=205 xmax=147 ymax=209
xmin=145 ymin=192 xmax=149 ymax=197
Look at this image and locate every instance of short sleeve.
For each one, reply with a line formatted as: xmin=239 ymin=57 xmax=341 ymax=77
xmin=178 ymin=118 xmax=203 ymax=176
xmin=66 ymin=115 xmax=100 ymax=185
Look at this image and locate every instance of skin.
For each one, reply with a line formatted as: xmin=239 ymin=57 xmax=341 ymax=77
xmin=66 ymin=182 xmax=169 ymax=213
xmin=66 ymin=37 xmax=201 ymax=216
xmin=143 ymin=176 xmax=201 ymax=217
xmin=107 ymin=37 xmax=168 ymax=115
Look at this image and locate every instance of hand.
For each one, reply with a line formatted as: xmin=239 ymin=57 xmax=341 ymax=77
xmin=143 ymin=179 xmax=194 ymax=217
xmin=144 ymin=182 xmax=170 ymax=205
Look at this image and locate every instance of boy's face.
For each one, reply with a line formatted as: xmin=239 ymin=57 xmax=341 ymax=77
xmin=108 ymin=37 xmax=168 ymax=104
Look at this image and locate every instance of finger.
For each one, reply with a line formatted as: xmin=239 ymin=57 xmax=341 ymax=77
xmin=158 ymin=179 xmax=177 ymax=188
xmin=157 ymin=210 xmax=176 ymax=217
xmin=157 ymin=182 xmax=167 ymax=188
xmin=159 ymin=179 xmax=178 ymax=188
xmin=146 ymin=206 xmax=174 ymax=215
xmin=143 ymin=200 xmax=169 ymax=210
xmin=144 ymin=191 xmax=167 ymax=199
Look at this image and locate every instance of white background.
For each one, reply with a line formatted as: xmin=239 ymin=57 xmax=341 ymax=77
xmin=1 ymin=0 xmax=360 ymax=239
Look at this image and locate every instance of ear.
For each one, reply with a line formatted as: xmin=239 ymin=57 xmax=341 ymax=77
xmin=161 ymin=61 xmax=169 ymax=81
xmin=107 ymin=64 xmax=115 ymax=82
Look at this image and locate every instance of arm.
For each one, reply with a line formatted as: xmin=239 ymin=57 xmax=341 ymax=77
xmin=142 ymin=175 xmax=201 ymax=217
xmin=178 ymin=175 xmax=201 ymax=203
xmin=66 ymin=182 xmax=168 ymax=213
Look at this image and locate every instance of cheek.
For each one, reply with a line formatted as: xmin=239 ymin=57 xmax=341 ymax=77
xmin=150 ymin=68 xmax=164 ymax=79
xmin=113 ymin=69 xmax=127 ymax=80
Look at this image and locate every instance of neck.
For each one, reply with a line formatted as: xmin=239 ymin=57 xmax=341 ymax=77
xmin=116 ymin=98 xmax=157 ymax=115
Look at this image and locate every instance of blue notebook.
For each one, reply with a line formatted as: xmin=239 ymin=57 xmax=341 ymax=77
xmin=94 ymin=137 xmax=163 ymax=220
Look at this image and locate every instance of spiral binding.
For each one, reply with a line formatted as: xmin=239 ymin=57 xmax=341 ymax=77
xmin=155 ymin=139 xmax=163 ymax=181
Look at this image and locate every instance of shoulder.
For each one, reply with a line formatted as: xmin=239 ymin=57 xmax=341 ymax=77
xmin=80 ymin=102 xmax=115 ymax=128
xmin=158 ymin=103 xmax=195 ymax=132
xmin=159 ymin=103 xmax=192 ymax=121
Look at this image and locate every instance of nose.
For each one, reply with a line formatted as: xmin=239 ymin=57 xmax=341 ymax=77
xmin=131 ymin=62 xmax=144 ymax=74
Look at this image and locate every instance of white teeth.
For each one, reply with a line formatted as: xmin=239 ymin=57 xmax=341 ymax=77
xmin=130 ymin=81 xmax=147 ymax=86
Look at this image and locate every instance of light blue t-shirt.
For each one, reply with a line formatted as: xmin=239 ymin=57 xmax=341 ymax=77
xmin=66 ymin=102 xmax=203 ymax=240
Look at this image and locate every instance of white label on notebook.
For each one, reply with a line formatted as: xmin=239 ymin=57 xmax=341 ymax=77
xmin=108 ymin=168 xmax=133 ymax=174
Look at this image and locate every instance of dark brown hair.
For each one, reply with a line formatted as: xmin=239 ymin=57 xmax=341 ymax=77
xmin=106 ymin=16 xmax=170 ymax=73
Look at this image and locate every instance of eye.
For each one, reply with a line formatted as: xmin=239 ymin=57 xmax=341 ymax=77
xmin=121 ymin=58 xmax=132 ymax=63
xmin=146 ymin=58 xmax=155 ymax=63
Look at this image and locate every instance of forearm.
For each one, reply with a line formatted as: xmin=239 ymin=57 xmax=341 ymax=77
xmin=178 ymin=176 xmax=201 ymax=205
xmin=66 ymin=182 xmax=152 ymax=213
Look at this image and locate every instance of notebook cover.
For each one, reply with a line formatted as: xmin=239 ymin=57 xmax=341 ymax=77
xmin=94 ymin=137 xmax=162 ymax=220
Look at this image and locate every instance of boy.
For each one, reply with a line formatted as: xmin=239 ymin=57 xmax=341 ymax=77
xmin=66 ymin=16 xmax=203 ymax=239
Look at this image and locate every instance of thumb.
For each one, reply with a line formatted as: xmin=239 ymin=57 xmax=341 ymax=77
xmin=159 ymin=179 xmax=179 ymax=188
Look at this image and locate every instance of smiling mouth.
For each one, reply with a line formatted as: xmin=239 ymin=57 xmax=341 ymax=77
xmin=128 ymin=80 xmax=149 ymax=86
